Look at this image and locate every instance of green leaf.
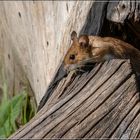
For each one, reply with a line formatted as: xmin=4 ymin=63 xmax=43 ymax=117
xmin=0 ymin=100 xmax=10 ymax=126
xmin=0 ymin=83 xmax=36 ymax=138
xmin=0 ymin=127 xmax=7 ymax=138
xmin=0 ymin=98 xmax=11 ymax=137
xmin=0 ymin=91 xmax=27 ymax=138
xmin=10 ymin=92 xmax=27 ymax=131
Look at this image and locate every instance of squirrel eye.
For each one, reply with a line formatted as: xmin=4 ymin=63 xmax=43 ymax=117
xmin=69 ymin=54 xmax=75 ymax=60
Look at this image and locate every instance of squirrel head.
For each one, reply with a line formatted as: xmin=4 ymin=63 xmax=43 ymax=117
xmin=64 ymin=31 xmax=92 ymax=72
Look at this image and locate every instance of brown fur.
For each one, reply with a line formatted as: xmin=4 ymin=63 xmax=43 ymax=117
xmin=64 ymin=31 xmax=140 ymax=74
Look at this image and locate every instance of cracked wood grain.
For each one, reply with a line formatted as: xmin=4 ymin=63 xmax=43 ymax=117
xmin=9 ymin=59 xmax=140 ymax=139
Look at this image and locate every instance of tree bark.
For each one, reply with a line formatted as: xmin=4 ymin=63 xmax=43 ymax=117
xmin=9 ymin=60 xmax=140 ymax=139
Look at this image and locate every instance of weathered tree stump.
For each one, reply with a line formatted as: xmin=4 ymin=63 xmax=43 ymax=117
xmin=9 ymin=59 xmax=140 ymax=139
xmin=0 ymin=1 xmax=139 ymax=139
xmin=1 ymin=1 xmax=140 ymax=104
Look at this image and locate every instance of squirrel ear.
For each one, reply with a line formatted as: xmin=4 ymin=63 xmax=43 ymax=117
xmin=79 ymin=35 xmax=89 ymax=47
xmin=71 ymin=31 xmax=77 ymax=41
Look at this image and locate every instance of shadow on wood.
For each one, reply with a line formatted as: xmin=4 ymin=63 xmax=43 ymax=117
xmin=9 ymin=59 xmax=140 ymax=139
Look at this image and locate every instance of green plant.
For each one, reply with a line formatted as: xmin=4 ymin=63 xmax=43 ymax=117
xmin=0 ymin=83 xmax=36 ymax=138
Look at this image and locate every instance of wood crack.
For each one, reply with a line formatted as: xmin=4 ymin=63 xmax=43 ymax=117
xmin=9 ymin=60 xmax=140 ymax=139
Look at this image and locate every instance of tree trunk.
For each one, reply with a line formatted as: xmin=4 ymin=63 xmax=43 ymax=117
xmin=0 ymin=1 xmax=140 ymax=139
xmin=9 ymin=60 xmax=140 ymax=139
xmin=0 ymin=1 xmax=93 ymax=104
xmin=0 ymin=1 xmax=140 ymax=104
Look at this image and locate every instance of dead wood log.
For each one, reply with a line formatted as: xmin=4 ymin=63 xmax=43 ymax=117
xmin=107 ymin=1 xmax=140 ymax=24
xmin=1 ymin=1 xmax=140 ymax=139
xmin=37 ymin=0 xmax=140 ymax=111
xmin=106 ymin=0 xmax=140 ymax=50
xmin=9 ymin=59 xmax=140 ymax=139
xmin=0 ymin=1 xmax=93 ymax=104
xmin=0 ymin=1 xmax=140 ymax=105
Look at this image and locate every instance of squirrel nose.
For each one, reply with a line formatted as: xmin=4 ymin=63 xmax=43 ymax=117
xmin=64 ymin=64 xmax=78 ymax=72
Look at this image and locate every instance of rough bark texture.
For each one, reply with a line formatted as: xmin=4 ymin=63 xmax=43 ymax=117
xmin=9 ymin=60 xmax=140 ymax=139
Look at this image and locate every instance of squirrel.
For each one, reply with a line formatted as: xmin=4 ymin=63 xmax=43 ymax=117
xmin=63 ymin=31 xmax=140 ymax=75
